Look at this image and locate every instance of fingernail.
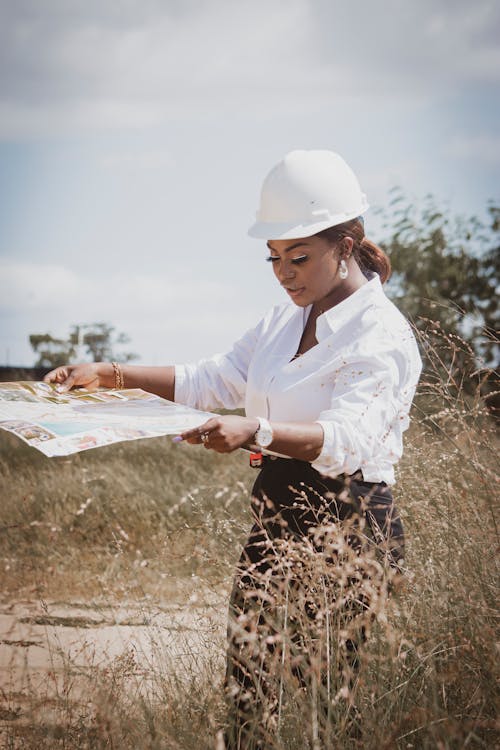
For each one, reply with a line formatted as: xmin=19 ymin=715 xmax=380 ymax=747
xmin=172 ymin=436 xmax=183 ymax=443
xmin=56 ymin=385 xmax=66 ymax=393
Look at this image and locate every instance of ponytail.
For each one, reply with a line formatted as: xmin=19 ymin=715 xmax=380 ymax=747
xmin=357 ymin=237 xmax=391 ymax=283
xmin=315 ymin=219 xmax=391 ymax=283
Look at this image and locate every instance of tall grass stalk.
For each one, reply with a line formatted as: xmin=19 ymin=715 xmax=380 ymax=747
xmin=0 ymin=325 xmax=498 ymax=748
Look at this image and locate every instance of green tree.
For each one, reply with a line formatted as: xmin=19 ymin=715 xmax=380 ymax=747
xmin=376 ymin=193 xmax=498 ymax=416
xmin=380 ymin=192 xmax=498 ymax=366
xmin=69 ymin=323 xmax=138 ymax=363
xmin=30 ymin=323 xmax=138 ymax=368
xmin=28 ymin=334 xmax=77 ymax=369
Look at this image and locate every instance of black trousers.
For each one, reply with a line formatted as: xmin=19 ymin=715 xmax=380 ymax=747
xmin=225 ymin=458 xmax=404 ymax=749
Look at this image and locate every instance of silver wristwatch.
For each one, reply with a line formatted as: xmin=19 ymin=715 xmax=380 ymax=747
xmin=254 ymin=417 xmax=273 ymax=448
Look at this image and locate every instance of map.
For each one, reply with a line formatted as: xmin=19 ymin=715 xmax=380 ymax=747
xmin=0 ymin=381 xmax=215 ymax=457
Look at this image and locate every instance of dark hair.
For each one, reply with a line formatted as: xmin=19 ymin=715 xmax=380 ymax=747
xmin=315 ymin=218 xmax=391 ymax=283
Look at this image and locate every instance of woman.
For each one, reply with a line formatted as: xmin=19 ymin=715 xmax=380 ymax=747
xmin=45 ymin=150 xmax=422 ymax=748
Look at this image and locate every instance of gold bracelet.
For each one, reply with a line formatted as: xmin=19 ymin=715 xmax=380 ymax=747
xmin=111 ymin=361 xmax=124 ymax=390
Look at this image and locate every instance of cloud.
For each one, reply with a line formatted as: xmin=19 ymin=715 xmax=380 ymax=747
xmin=0 ymin=263 xmax=79 ymax=309
xmin=0 ymin=259 xmax=231 ymax=313
xmin=1 ymin=0 xmax=498 ymax=138
xmin=443 ymin=133 xmax=500 ymax=165
xmin=310 ymin=0 xmax=500 ymax=92
xmin=100 ymin=148 xmax=174 ymax=171
xmin=0 ymin=0 xmax=314 ymax=135
xmin=0 ymin=258 xmax=263 ymax=363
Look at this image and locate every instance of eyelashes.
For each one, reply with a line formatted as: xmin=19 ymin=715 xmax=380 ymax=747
xmin=266 ymin=255 xmax=308 ymax=265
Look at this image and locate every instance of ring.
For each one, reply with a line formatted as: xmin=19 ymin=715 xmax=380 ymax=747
xmin=200 ymin=432 xmax=209 ymax=443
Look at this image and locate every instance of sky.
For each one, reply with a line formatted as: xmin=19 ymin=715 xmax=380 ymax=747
xmin=0 ymin=0 xmax=499 ymax=367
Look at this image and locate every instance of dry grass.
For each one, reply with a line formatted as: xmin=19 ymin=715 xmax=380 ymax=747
xmin=0 ymin=327 xmax=498 ymax=748
xmin=0 ymin=436 xmax=254 ymax=600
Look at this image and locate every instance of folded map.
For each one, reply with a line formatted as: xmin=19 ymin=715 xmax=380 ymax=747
xmin=0 ymin=381 xmax=214 ymax=457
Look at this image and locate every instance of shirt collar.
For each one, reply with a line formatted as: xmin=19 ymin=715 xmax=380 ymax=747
xmin=315 ymin=274 xmax=384 ymax=341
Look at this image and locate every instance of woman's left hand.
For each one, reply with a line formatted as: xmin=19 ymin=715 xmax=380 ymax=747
xmin=176 ymin=415 xmax=259 ymax=453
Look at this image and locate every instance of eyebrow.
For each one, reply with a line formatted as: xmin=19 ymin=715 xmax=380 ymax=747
xmin=266 ymin=241 xmax=309 ymax=253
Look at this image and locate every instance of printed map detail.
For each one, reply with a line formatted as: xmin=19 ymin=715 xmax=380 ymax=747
xmin=0 ymin=382 xmax=214 ymax=457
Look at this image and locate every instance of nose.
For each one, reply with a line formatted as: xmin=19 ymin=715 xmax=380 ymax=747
xmin=277 ymin=260 xmax=296 ymax=282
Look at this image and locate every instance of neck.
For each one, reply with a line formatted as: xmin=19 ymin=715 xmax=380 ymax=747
xmin=312 ymin=266 xmax=368 ymax=316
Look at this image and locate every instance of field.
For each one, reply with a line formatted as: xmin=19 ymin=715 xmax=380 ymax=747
xmin=0 ymin=353 xmax=498 ymax=748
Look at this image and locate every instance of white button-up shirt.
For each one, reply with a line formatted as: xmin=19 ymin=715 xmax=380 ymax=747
xmin=175 ymin=275 xmax=422 ymax=485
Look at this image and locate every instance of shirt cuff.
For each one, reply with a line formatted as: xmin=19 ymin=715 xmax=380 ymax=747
xmin=314 ymin=420 xmax=335 ymax=464
xmin=173 ymin=364 xmax=187 ymax=403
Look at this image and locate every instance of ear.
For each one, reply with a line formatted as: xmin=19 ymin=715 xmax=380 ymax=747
xmin=340 ymin=236 xmax=354 ymax=259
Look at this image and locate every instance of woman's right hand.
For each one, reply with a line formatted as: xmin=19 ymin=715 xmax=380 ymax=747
xmin=43 ymin=362 xmax=110 ymax=393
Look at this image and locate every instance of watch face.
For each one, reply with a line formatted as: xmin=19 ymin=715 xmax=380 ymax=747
xmin=256 ymin=425 xmax=273 ymax=448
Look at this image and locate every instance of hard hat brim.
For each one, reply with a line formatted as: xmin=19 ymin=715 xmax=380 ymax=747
xmin=247 ymin=206 xmax=369 ymax=241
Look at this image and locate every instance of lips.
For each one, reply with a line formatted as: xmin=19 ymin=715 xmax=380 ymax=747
xmin=284 ymin=286 xmax=305 ymax=297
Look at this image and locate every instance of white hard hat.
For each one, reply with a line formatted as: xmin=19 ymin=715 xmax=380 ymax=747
xmin=248 ymin=149 xmax=369 ymax=240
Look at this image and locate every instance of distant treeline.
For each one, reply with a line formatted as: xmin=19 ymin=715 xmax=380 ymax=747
xmin=0 ymin=366 xmax=48 ymax=382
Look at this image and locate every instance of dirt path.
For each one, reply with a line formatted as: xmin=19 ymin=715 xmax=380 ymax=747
xmin=0 ymin=591 xmax=228 ymax=735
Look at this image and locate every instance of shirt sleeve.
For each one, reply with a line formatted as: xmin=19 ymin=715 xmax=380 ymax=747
xmin=311 ymin=344 xmax=421 ymax=478
xmin=174 ymin=319 xmax=263 ymax=411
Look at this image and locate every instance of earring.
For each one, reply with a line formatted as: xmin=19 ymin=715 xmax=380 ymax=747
xmin=339 ymin=258 xmax=349 ymax=280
